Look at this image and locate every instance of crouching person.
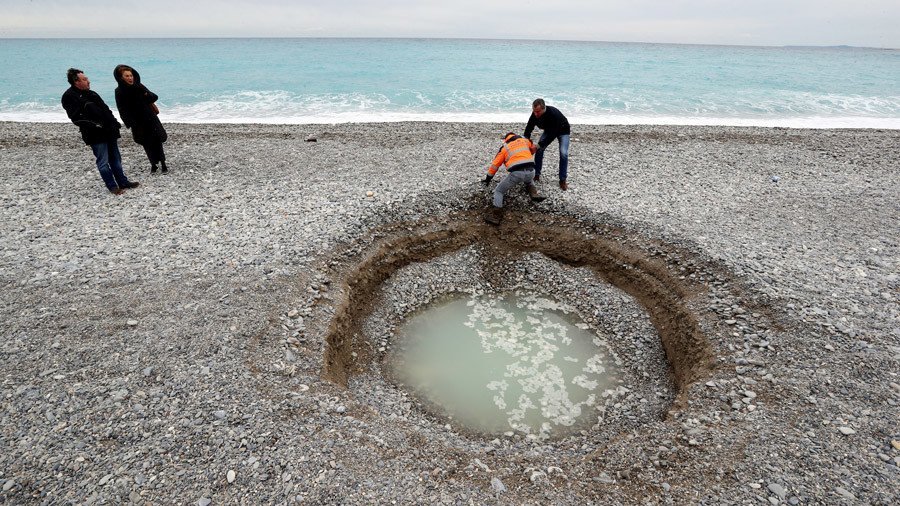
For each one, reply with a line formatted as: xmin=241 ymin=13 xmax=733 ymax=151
xmin=481 ymin=132 xmax=545 ymax=225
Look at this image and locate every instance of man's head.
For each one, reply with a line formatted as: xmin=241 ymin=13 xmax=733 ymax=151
xmin=532 ymin=98 xmax=546 ymax=118
xmin=67 ymin=68 xmax=90 ymax=90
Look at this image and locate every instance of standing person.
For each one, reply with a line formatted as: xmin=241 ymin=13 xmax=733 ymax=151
xmin=61 ymin=68 xmax=139 ymax=195
xmin=114 ymin=64 xmax=169 ymax=174
xmin=524 ymin=98 xmax=571 ymax=190
xmin=481 ymin=132 xmax=546 ymax=225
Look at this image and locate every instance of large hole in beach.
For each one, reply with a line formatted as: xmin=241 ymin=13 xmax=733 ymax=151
xmin=386 ymin=292 xmax=621 ymax=439
xmin=320 ymin=209 xmax=716 ymax=440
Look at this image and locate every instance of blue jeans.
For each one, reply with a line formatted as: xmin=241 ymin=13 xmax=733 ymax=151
xmin=534 ymin=133 xmax=570 ymax=182
xmin=90 ymin=141 xmax=131 ymax=191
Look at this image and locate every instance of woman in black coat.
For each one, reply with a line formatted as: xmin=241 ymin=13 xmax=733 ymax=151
xmin=114 ymin=64 xmax=169 ymax=173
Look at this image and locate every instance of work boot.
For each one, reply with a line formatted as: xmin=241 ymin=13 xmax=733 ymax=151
xmin=483 ymin=206 xmax=503 ymax=226
xmin=533 ymin=175 xmax=541 ymax=183
xmin=151 ymin=163 xmax=158 ymax=173
xmin=160 ymin=161 xmax=169 ymax=174
xmin=527 ymin=183 xmax=547 ymax=202
xmin=559 ymin=180 xmax=568 ymax=191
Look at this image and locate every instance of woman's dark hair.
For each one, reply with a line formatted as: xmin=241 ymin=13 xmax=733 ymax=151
xmin=114 ymin=64 xmax=134 ymax=80
xmin=66 ymin=68 xmax=83 ymax=85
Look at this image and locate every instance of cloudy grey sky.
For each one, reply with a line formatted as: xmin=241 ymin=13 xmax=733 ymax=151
xmin=1 ymin=0 xmax=898 ymax=48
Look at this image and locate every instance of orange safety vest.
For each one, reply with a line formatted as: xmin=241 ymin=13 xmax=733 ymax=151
xmin=487 ymin=134 xmax=536 ymax=176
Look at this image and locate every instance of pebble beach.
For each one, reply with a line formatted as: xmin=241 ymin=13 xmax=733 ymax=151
xmin=0 ymin=121 xmax=898 ymax=504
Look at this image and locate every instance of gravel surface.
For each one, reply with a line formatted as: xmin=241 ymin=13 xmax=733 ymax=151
xmin=0 ymin=121 xmax=898 ymax=504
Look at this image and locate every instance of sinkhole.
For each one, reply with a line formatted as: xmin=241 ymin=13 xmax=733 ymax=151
xmin=386 ymin=292 xmax=621 ymax=439
xmin=320 ymin=209 xmax=716 ymax=440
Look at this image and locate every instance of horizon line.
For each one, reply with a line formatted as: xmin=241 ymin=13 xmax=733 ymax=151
xmin=0 ymin=35 xmax=896 ymax=51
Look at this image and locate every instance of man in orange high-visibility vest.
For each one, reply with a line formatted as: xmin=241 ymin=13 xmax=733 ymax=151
xmin=481 ymin=132 xmax=546 ymax=225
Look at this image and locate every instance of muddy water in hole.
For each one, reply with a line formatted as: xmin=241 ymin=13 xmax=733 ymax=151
xmin=387 ymin=293 xmax=621 ymax=439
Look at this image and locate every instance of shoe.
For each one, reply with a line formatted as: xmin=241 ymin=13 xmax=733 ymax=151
xmin=123 ymin=181 xmax=140 ymax=189
xmin=160 ymin=161 xmax=169 ymax=174
xmin=483 ymin=207 xmax=503 ymax=226
xmin=526 ymin=184 xmax=547 ymax=202
xmin=533 ymin=175 xmax=541 ymax=183
xmin=559 ymin=181 xmax=568 ymax=191
xmin=110 ymin=188 xmax=125 ymax=195
xmin=151 ymin=164 xmax=158 ymax=173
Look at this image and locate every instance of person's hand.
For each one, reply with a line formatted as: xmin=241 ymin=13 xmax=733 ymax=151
xmin=481 ymin=174 xmax=493 ymax=186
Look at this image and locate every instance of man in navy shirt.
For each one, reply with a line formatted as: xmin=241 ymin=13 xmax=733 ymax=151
xmin=524 ymin=98 xmax=571 ymax=190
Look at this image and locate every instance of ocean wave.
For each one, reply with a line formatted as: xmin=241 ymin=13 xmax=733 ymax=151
xmin=2 ymin=91 xmax=899 ymax=129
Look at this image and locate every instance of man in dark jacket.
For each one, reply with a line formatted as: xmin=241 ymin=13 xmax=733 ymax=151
xmin=61 ymin=68 xmax=139 ymax=195
xmin=524 ymin=98 xmax=571 ymax=190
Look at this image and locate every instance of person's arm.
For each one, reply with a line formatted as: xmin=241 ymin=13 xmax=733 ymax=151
xmin=140 ymin=84 xmax=158 ymax=104
xmin=537 ymin=109 xmax=562 ymax=148
xmin=483 ymin=145 xmax=507 ymax=184
xmin=62 ymin=92 xmax=102 ymax=129
xmin=115 ymin=90 xmax=134 ymax=128
xmin=524 ymin=113 xmax=537 ymax=138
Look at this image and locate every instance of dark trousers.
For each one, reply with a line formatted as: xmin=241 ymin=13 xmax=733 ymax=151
xmin=142 ymin=140 xmax=166 ymax=165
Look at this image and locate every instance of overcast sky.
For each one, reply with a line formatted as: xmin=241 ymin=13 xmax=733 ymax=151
xmin=1 ymin=0 xmax=897 ymax=48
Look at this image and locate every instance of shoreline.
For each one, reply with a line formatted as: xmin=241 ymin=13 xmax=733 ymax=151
xmin=2 ymin=115 xmax=899 ymax=130
xmin=1 ymin=121 xmax=897 ymax=503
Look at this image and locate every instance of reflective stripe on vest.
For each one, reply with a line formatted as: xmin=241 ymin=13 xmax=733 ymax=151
xmin=503 ymin=138 xmax=534 ymax=168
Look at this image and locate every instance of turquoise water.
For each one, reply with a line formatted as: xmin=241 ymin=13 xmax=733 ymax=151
xmin=1 ymin=38 xmax=898 ymax=127
xmin=387 ymin=293 xmax=620 ymax=439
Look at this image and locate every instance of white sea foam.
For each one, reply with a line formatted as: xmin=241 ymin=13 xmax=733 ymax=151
xmin=3 ymin=96 xmax=898 ymax=129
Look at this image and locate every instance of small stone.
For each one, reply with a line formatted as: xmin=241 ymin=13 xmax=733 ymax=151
xmin=835 ymin=487 xmax=855 ymax=500
xmin=98 ymin=474 xmax=112 ymax=486
xmin=213 ymin=410 xmax=227 ymax=420
xmin=227 ymin=469 xmax=236 ymax=483
xmin=490 ymin=477 xmax=506 ymax=494
xmin=198 ymin=498 xmax=212 ymax=506
xmin=595 ymin=472 xmax=615 ymax=484
xmin=768 ymin=483 xmax=787 ymax=499
xmin=662 ymin=482 xmax=671 ymax=492
xmin=142 ymin=367 xmax=153 ymax=377
xmin=287 ymin=309 xmax=298 ymax=318
xmin=305 ymin=136 xmax=317 ymax=142
xmin=891 ymin=440 xmax=900 ymax=451
xmin=126 ymin=320 xmax=138 ymax=327
xmin=838 ymin=426 xmax=856 ymax=435
xmin=2 ymin=480 xmax=15 ymax=492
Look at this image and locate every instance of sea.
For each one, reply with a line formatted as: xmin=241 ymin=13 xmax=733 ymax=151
xmin=1 ymin=38 xmax=898 ymax=128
